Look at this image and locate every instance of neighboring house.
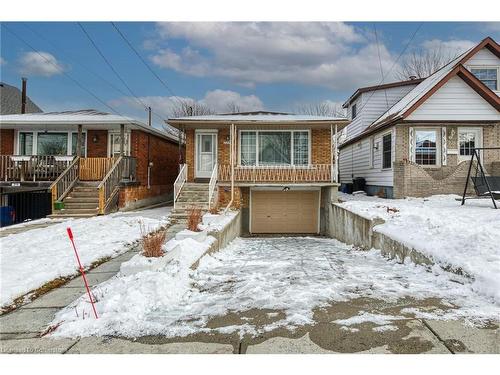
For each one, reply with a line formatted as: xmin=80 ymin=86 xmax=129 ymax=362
xmin=167 ymin=111 xmax=348 ymax=235
xmin=0 ymin=110 xmax=179 ymax=219
xmin=0 ymin=80 xmax=43 ymax=115
xmin=339 ymin=36 xmax=500 ymax=198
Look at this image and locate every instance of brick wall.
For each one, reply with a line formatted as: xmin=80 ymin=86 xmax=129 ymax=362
xmin=185 ymin=128 xmax=195 ymax=181
xmin=311 ymin=128 xmax=331 ymax=164
xmin=393 ymin=124 xmax=499 ymax=198
xmin=0 ymin=129 xmax=14 ymax=154
xmin=217 ymin=186 xmax=246 ymax=209
xmin=86 ymin=130 xmax=108 ymax=157
xmin=118 ymin=130 xmax=179 ymax=207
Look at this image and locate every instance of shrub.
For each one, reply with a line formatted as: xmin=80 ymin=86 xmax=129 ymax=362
xmin=140 ymin=222 xmax=166 ymax=258
xmin=187 ymin=207 xmax=202 ymax=232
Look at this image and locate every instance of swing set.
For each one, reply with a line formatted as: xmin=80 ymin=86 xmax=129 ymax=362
xmin=461 ymin=147 xmax=500 ymax=209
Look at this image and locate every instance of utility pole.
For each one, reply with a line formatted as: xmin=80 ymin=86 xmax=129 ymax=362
xmin=148 ymin=106 xmax=152 ymax=126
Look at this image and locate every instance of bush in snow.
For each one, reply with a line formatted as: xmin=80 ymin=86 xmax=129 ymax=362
xmin=140 ymin=222 xmax=166 ymax=258
xmin=187 ymin=207 xmax=202 ymax=232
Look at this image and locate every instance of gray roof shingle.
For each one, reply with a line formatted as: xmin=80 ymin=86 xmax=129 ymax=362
xmin=0 ymin=82 xmax=43 ymax=115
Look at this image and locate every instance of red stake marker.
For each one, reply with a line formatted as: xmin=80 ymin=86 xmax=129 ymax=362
xmin=67 ymin=227 xmax=98 ymax=319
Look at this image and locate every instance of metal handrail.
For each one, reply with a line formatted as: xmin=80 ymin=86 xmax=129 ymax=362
xmin=173 ymin=163 xmax=187 ymax=209
xmin=208 ymin=163 xmax=218 ymax=210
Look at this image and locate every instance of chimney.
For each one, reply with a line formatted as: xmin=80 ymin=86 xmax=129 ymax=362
xmin=21 ymin=77 xmax=27 ymax=114
xmin=409 ymin=75 xmax=417 ymax=81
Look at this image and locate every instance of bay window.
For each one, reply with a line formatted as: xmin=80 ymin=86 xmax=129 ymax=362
xmin=415 ymin=129 xmax=438 ymax=166
xmin=239 ymin=130 xmax=310 ymax=166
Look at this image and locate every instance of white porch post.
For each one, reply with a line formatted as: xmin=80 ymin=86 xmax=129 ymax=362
xmin=119 ymin=123 xmax=125 ymax=157
xmin=230 ymin=123 xmax=235 ymax=203
xmin=77 ymin=124 xmax=83 ymax=158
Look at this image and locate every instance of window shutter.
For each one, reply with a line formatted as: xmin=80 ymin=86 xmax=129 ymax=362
xmin=441 ymin=127 xmax=447 ymax=166
xmin=409 ymin=127 xmax=415 ymax=162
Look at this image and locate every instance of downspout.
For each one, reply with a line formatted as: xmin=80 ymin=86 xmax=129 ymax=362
xmin=147 ymin=134 xmax=151 ymax=189
xmin=224 ymin=123 xmax=235 ymax=213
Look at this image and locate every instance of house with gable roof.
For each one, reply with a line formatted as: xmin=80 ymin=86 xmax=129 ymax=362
xmin=338 ymin=36 xmax=500 ymax=198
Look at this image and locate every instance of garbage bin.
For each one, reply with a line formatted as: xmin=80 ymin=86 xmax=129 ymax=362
xmin=0 ymin=206 xmax=14 ymax=227
xmin=353 ymin=177 xmax=366 ymax=193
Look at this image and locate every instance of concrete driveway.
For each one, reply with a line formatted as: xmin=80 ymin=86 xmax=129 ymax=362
xmin=1 ymin=237 xmax=499 ymax=354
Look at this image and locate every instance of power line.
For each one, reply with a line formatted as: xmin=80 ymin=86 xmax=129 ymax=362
xmin=1 ymin=23 xmax=123 ymax=116
xmin=77 ymin=23 xmax=151 ymax=111
xmin=357 ymin=22 xmax=423 ymax=115
xmin=373 ymin=23 xmax=389 ymax=109
xmin=109 ymin=22 xmax=184 ymax=109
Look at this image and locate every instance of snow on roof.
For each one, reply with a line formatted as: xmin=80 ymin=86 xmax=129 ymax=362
xmin=369 ymin=48 xmax=474 ymax=128
xmin=169 ymin=112 xmax=347 ymax=123
xmin=0 ymin=109 xmax=141 ymax=124
xmin=0 ymin=109 xmax=179 ymax=143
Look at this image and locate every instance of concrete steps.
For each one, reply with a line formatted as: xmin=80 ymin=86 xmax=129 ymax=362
xmin=172 ymin=183 xmax=210 ymax=223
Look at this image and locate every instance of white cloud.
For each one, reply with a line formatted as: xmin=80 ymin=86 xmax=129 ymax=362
xmin=148 ymin=22 xmax=396 ymax=90
xmin=108 ymin=89 xmax=264 ymax=118
xmin=421 ymin=39 xmax=476 ymax=56
xmin=18 ymin=51 xmax=65 ymax=77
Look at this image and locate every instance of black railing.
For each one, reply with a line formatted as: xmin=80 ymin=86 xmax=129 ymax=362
xmin=0 ymin=189 xmax=52 ymax=227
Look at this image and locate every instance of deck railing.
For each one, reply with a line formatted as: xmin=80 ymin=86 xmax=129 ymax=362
xmin=173 ymin=163 xmax=187 ymax=209
xmin=0 ymin=155 xmax=74 ymax=182
xmin=79 ymin=157 xmax=114 ymax=181
xmin=97 ymin=157 xmax=123 ymax=214
xmin=208 ymin=163 xmax=218 ymax=210
xmin=218 ymin=164 xmax=332 ymax=183
xmin=50 ymin=156 xmax=80 ymax=206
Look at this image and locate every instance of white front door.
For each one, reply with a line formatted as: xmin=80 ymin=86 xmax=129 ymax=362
xmin=195 ymin=132 xmax=217 ymax=178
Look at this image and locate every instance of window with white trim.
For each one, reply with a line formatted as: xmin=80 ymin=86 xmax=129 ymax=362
xmin=239 ymin=130 xmax=310 ymax=166
xmin=471 ymin=67 xmax=498 ymax=91
xmin=458 ymin=128 xmax=481 ymax=160
xmin=415 ymin=129 xmax=438 ymax=166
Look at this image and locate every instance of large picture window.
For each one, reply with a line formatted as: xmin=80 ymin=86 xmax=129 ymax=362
xmin=37 ymin=133 xmax=68 ymax=155
xmin=415 ymin=130 xmax=438 ymax=166
xmin=239 ymin=130 xmax=310 ymax=166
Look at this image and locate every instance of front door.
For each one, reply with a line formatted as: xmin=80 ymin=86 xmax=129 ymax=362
xmin=195 ymin=132 xmax=217 ymax=178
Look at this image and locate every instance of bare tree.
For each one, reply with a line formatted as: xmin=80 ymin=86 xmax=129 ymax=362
xmin=225 ymin=101 xmax=242 ymax=114
xmin=395 ymin=46 xmax=460 ymax=81
xmin=295 ymin=102 xmax=346 ymax=118
xmin=170 ymin=98 xmax=216 ymax=118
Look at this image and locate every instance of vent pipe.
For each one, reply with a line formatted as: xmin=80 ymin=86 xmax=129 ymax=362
xmin=21 ymin=77 xmax=27 ymax=114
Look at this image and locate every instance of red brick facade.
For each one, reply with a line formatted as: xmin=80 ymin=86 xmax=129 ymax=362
xmin=118 ymin=130 xmax=180 ymax=208
xmin=86 ymin=130 xmax=108 ymax=157
xmin=0 ymin=129 xmax=15 ymax=154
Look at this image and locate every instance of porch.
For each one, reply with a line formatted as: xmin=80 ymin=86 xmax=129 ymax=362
xmin=218 ymin=163 xmax=333 ymax=183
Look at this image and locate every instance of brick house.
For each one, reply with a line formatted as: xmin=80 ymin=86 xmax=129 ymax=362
xmin=0 ymin=110 xmax=180 ymax=218
xmin=167 ymin=112 xmax=348 ymax=234
xmin=339 ymin=36 xmax=500 ymax=198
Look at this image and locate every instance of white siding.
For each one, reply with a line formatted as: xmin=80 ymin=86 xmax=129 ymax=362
xmin=344 ymin=84 xmax=418 ymax=142
xmin=339 ymin=127 xmax=394 ymax=187
xmin=465 ymin=47 xmax=500 ymax=96
xmin=466 ymin=47 xmax=499 ymax=66
xmin=407 ymin=76 xmax=500 ymax=121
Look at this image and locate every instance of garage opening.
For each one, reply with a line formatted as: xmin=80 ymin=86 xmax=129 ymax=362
xmin=250 ymin=189 xmax=320 ymax=234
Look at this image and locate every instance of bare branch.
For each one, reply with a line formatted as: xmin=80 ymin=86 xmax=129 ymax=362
xmin=295 ymin=102 xmax=346 ymax=118
xmin=395 ymin=46 xmax=460 ymax=81
xmin=170 ymin=98 xmax=216 ymax=117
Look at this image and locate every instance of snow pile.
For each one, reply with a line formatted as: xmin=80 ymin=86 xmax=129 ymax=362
xmin=338 ymin=194 xmax=500 ymax=304
xmin=50 ymin=237 xmax=500 ymax=339
xmin=0 ymin=208 xmax=170 ymax=308
xmin=50 ymin=235 xmax=216 ymax=338
xmin=198 ymin=212 xmax=238 ymax=232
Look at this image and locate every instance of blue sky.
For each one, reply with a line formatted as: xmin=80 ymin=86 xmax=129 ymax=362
xmin=1 ymin=22 xmax=499 ymax=128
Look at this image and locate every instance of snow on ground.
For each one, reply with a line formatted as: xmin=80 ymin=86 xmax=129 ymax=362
xmin=50 ymin=237 xmax=500 ymax=339
xmin=0 ymin=206 xmax=171 ymax=308
xmin=338 ymin=193 xmax=500 ymax=304
xmin=198 ymin=211 xmax=238 ymax=232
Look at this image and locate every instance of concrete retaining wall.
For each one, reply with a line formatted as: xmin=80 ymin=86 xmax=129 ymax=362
xmin=329 ymin=203 xmax=433 ymax=267
xmin=191 ymin=211 xmax=241 ymax=269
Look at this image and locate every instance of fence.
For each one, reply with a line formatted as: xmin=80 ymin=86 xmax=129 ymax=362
xmin=0 ymin=189 xmax=52 ymax=227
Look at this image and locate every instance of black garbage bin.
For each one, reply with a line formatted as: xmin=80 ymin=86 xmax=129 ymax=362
xmin=353 ymin=177 xmax=366 ymax=192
